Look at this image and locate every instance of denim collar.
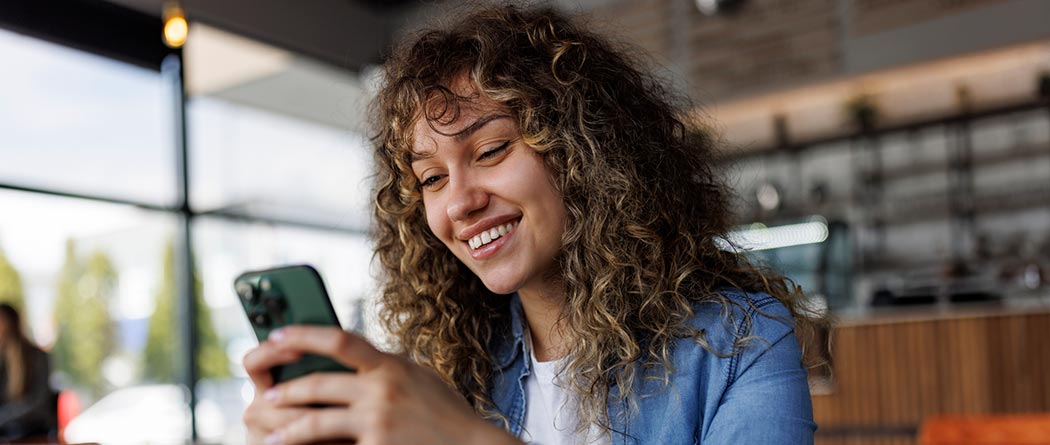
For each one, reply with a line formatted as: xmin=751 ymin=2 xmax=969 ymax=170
xmin=492 ymin=292 xmax=527 ymax=371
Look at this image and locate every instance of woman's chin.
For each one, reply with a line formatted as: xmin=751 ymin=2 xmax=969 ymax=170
xmin=479 ymin=276 xmax=522 ymax=296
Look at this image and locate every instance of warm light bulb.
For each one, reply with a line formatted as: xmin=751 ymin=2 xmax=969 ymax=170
xmin=163 ymin=4 xmax=188 ymax=48
xmin=695 ymin=0 xmax=720 ymax=15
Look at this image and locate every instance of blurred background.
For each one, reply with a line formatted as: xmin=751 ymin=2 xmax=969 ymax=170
xmin=0 ymin=0 xmax=1047 ymax=444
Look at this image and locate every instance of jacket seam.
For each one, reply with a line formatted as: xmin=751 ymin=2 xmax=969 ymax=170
xmin=726 ymin=294 xmax=778 ymax=386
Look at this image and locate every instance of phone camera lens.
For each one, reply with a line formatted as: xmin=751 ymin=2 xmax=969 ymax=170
xmin=250 ymin=311 xmax=271 ymax=328
xmin=263 ymin=296 xmax=287 ymax=312
xmin=236 ymin=282 xmax=258 ymax=303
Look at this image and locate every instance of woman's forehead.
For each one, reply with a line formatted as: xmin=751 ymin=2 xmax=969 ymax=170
xmin=409 ymin=96 xmax=510 ymax=154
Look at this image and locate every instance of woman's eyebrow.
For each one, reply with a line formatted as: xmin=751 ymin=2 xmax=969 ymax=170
xmin=451 ymin=114 xmax=511 ymax=142
xmin=410 ymin=114 xmax=511 ymax=164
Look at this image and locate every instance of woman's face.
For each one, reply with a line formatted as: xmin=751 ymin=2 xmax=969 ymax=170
xmin=410 ymin=94 xmax=566 ymax=295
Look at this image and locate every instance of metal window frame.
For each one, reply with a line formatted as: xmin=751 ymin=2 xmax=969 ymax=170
xmin=0 ymin=0 xmax=365 ymax=440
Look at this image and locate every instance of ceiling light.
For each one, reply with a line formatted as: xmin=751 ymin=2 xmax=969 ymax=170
xmin=756 ymin=182 xmax=781 ymax=211
xmin=721 ymin=218 xmax=830 ymax=252
xmin=163 ymin=2 xmax=188 ymax=49
xmin=695 ymin=0 xmax=746 ymax=16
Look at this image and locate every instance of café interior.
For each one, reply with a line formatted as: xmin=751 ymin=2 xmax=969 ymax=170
xmin=0 ymin=0 xmax=1048 ymax=444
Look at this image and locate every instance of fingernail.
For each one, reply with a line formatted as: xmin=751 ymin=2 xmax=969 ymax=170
xmin=268 ymin=329 xmax=286 ymax=342
xmin=265 ymin=432 xmax=283 ymax=445
xmin=264 ymin=388 xmax=277 ymax=402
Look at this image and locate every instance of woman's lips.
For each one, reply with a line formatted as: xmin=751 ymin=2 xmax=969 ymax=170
xmin=467 ymin=219 xmax=518 ymax=250
xmin=468 ymin=219 xmax=519 ymax=260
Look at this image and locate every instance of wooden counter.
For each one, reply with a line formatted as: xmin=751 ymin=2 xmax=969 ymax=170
xmin=812 ymin=303 xmax=1050 ymax=445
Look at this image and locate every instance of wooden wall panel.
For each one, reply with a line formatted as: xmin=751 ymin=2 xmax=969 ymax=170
xmin=851 ymin=0 xmax=1006 ymax=37
xmin=583 ymin=0 xmax=1026 ymax=101
xmin=813 ymin=310 xmax=1050 ymax=444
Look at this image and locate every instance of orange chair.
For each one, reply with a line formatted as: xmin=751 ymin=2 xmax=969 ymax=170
xmin=919 ymin=414 xmax=1050 ymax=445
xmin=56 ymin=389 xmax=82 ymax=442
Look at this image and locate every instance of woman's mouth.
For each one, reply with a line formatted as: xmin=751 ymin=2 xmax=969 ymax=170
xmin=468 ymin=220 xmax=518 ymax=250
xmin=467 ymin=218 xmax=520 ymax=260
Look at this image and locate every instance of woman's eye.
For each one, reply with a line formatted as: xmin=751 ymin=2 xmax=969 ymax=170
xmin=419 ymin=175 xmax=444 ymax=189
xmin=478 ymin=141 xmax=510 ymax=160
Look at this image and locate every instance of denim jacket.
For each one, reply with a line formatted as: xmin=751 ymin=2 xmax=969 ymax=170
xmin=487 ymin=289 xmax=816 ymax=444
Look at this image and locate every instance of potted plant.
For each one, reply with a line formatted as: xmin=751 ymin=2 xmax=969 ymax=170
xmin=1038 ymin=71 xmax=1050 ymax=102
xmin=845 ymin=92 xmax=879 ymax=133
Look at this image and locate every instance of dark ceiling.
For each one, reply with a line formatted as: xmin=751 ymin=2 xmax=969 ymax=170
xmin=101 ymin=0 xmax=434 ymax=71
xmin=352 ymin=0 xmax=422 ymax=11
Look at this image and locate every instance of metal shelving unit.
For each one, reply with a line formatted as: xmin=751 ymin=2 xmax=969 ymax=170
xmin=728 ymin=96 xmax=1050 ymax=308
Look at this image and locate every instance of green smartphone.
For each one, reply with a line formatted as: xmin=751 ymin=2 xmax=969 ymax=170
xmin=234 ymin=264 xmax=355 ymax=383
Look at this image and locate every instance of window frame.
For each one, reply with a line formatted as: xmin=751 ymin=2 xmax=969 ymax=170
xmin=0 ymin=1 xmax=367 ymax=440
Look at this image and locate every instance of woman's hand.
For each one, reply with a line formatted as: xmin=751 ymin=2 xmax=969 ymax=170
xmin=241 ymin=326 xmax=520 ymax=445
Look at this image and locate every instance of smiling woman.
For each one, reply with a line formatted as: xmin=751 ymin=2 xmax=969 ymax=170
xmin=410 ymin=100 xmax=566 ymax=297
xmin=242 ymin=4 xmax=825 ymax=445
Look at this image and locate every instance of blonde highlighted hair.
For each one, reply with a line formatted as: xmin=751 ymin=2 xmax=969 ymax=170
xmin=371 ymin=3 xmax=826 ymax=433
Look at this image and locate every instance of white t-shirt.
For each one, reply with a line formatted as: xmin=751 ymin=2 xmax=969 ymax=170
xmin=520 ymin=345 xmax=610 ymax=445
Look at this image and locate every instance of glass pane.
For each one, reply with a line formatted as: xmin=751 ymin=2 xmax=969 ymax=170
xmin=192 ymin=217 xmax=378 ymax=445
xmin=0 ymin=189 xmax=183 ymax=444
xmin=185 ymin=24 xmax=374 ymax=231
xmin=0 ymin=28 xmax=175 ymax=205
xmin=188 ymin=98 xmax=374 ymax=230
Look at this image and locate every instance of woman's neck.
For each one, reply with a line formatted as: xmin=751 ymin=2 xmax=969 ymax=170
xmin=517 ymin=285 xmax=569 ymax=362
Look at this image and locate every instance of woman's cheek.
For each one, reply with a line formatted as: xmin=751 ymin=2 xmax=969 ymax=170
xmin=423 ymin=197 xmax=454 ymax=246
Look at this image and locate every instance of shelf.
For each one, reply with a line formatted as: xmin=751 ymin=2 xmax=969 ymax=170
xmin=720 ymin=100 xmax=1050 ymax=162
xmin=858 ymin=141 xmax=1050 ymax=183
xmin=753 ymin=182 xmax=1050 ymax=227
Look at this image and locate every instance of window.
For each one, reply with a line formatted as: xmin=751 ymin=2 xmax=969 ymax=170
xmin=0 ymin=28 xmax=175 ymax=205
xmin=0 ymin=18 xmax=377 ymax=444
xmin=184 ymin=24 xmax=378 ymax=443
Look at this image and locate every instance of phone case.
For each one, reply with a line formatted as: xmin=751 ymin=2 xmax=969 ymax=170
xmin=234 ymin=264 xmax=355 ymax=382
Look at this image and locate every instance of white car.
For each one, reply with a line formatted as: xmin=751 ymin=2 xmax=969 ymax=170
xmin=63 ymin=385 xmax=191 ymax=445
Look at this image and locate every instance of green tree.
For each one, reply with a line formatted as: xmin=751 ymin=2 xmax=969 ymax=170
xmin=52 ymin=240 xmax=118 ymax=396
xmin=0 ymin=242 xmax=26 ymax=315
xmin=142 ymin=241 xmax=229 ymax=382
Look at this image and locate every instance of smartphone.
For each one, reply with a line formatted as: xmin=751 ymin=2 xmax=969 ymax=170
xmin=234 ymin=264 xmax=355 ymax=383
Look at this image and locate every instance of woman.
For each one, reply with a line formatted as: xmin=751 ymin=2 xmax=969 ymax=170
xmin=244 ymin=4 xmax=823 ymax=444
xmin=0 ymin=303 xmax=54 ymax=441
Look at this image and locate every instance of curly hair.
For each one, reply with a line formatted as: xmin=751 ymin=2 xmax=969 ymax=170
xmin=371 ymin=2 xmax=826 ymax=434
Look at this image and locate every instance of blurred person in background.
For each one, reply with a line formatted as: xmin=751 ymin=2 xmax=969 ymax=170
xmin=0 ymin=303 xmax=55 ymax=441
xmin=243 ymin=4 xmax=824 ymax=445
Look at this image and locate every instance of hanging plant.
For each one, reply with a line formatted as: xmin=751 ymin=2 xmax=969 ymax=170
xmin=1038 ymin=71 xmax=1050 ymax=101
xmin=844 ymin=92 xmax=879 ymax=133
xmin=955 ymin=83 xmax=974 ymax=114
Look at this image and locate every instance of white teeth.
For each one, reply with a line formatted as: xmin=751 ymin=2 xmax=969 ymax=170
xmin=468 ymin=221 xmax=518 ymax=250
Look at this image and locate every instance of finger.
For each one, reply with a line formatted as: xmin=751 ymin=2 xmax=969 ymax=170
xmin=243 ymin=343 xmax=303 ymax=389
xmin=269 ymin=326 xmax=382 ymax=372
xmin=268 ymin=372 xmax=365 ymax=407
xmin=269 ymin=407 xmax=364 ymax=445
xmin=242 ymin=402 xmax=311 ymax=433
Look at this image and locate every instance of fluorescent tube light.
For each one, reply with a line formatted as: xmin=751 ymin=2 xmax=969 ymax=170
xmin=722 ymin=218 xmax=829 ymax=252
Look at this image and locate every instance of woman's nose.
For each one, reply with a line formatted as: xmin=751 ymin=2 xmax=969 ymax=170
xmin=446 ymin=175 xmax=489 ymax=222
